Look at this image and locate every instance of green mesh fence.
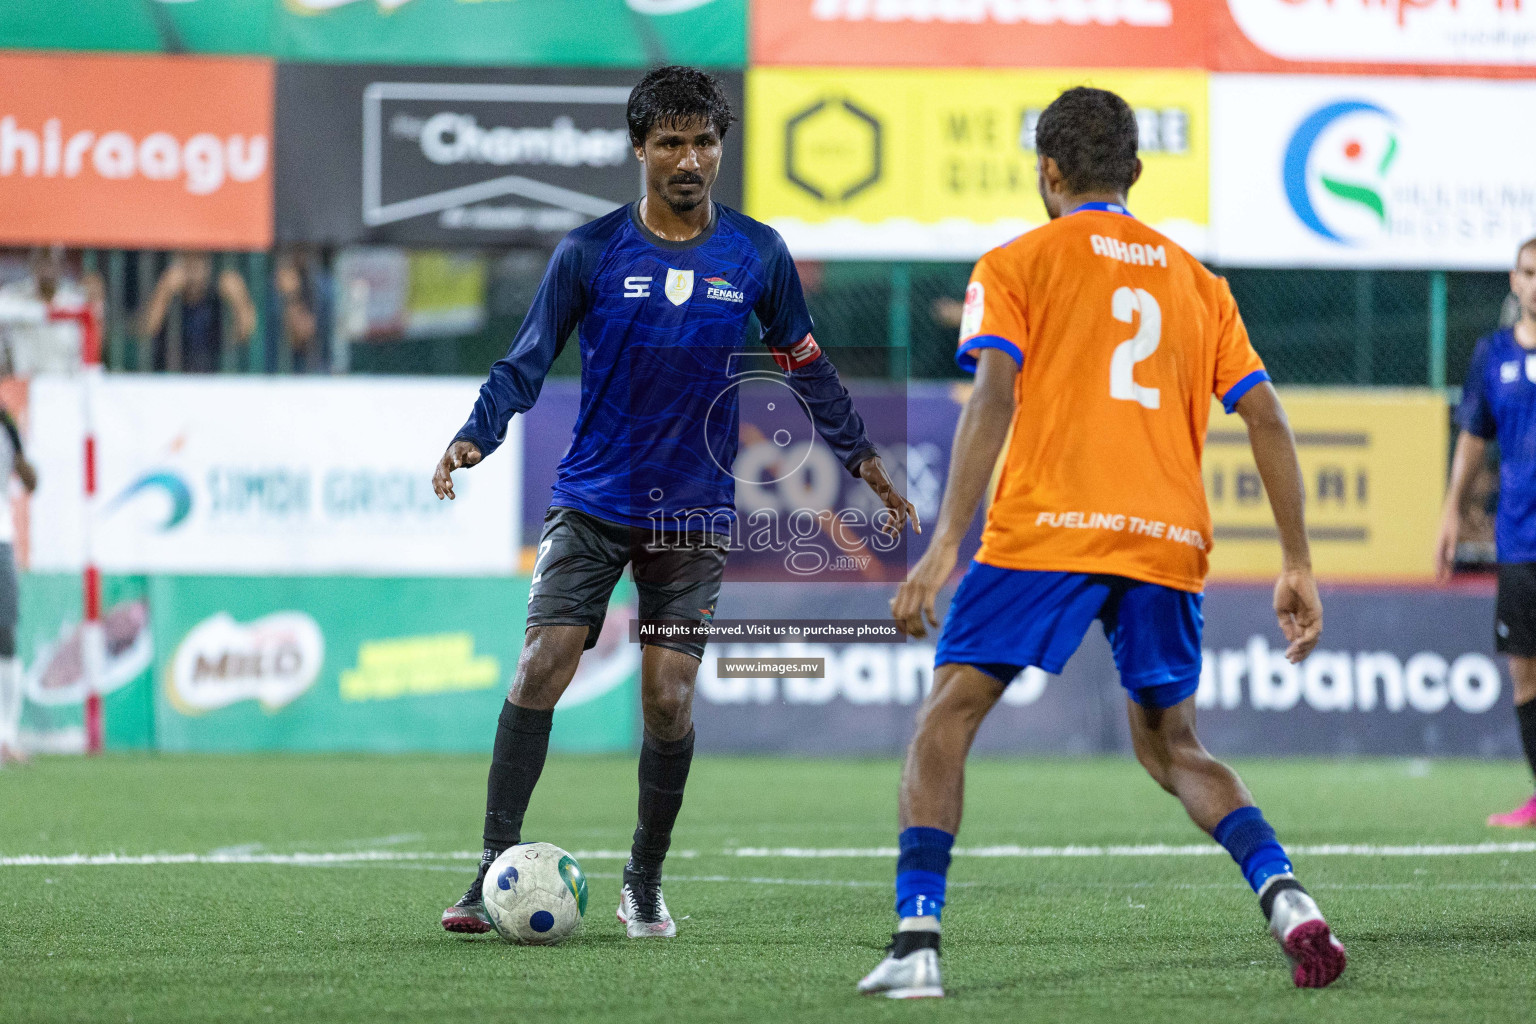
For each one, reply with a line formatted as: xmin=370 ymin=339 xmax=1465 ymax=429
xmin=75 ymin=247 xmax=1515 ymax=388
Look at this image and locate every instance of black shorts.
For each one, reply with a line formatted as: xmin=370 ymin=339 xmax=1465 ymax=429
xmin=1496 ymin=562 xmax=1536 ymax=657
xmin=525 ymin=506 xmax=728 ymax=660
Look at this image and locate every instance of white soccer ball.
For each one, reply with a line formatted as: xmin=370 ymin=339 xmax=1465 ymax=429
xmin=482 ymin=842 xmax=588 ymax=945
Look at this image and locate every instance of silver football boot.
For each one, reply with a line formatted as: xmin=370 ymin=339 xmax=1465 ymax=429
xmin=1263 ymin=877 xmax=1347 ymax=988
xmin=858 ymin=933 xmax=944 ymax=999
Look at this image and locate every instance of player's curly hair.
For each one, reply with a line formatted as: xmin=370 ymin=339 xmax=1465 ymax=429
xmin=626 ymin=66 xmax=736 ymax=148
xmin=1034 ymin=87 xmax=1139 ymax=196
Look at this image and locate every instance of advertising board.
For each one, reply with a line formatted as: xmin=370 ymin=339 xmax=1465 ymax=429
xmin=746 ymin=67 xmax=1208 ymax=259
xmin=276 ymin=64 xmax=744 ymax=246
xmin=1211 ymin=75 xmax=1536 ymax=269
xmin=0 ymin=53 xmax=273 ymax=250
xmin=25 ymin=375 xmax=520 ymax=575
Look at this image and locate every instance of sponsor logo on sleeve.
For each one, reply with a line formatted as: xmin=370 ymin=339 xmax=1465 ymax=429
xmin=959 ymin=281 xmax=984 ymax=341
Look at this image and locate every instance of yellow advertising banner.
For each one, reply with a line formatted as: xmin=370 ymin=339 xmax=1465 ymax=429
xmin=1204 ymin=389 xmax=1447 ymax=582
xmin=746 ymin=67 xmax=1209 ymax=260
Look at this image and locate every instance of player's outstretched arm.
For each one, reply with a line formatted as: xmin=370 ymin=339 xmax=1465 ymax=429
xmin=432 ymin=440 xmax=482 ymax=501
xmin=1234 ymin=382 xmax=1321 ymax=663
xmin=890 ymin=348 xmax=1016 ymax=638
xmin=1435 ymin=430 xmax=1488 ymax=583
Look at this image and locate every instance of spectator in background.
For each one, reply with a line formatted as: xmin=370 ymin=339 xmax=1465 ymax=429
xmin=141 ymin=251 xmax=255 ymax=373
xmin=269 ymin=247 xmax=333 ymax=373
xmin=0 ymin=248 xmax=94 ymax=376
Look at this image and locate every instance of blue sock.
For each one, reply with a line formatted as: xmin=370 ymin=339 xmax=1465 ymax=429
xmin=895 ymin=826 xmax=953 ymax=920
xmin=1213 ymin=806 xmax=1293 ymax=893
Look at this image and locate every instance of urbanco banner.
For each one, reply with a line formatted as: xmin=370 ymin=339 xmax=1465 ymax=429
xmin=25 ymin=375 xmax=520 ymax=575
xmin=1211 ymin=75 xmax=1536 ymax=269
xmin=746 ymin=67 xmax=1208 ymax=260
xmin=275 ymin=64 xmax=745 ymax=247
xmin=0 ymin=52 xmax=273 ymax=250
xmin=692 ymin=580 xmax=1515 ymax=758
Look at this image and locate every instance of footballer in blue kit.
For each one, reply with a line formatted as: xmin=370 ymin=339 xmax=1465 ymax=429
xmin=431 ymin=66 xmax=917 ymax=937
xmin=1439 ymin=235 xmax=1536 ymax=828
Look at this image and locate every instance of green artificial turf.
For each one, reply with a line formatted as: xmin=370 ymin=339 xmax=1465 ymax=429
xmin=2 ymin=754 xmax=1534 ymax=1023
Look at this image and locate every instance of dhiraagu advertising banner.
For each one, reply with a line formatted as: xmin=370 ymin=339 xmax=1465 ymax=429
xmin=746 ymin=67 xmax=1209 ymax=260
xmin=1204 ymin=389 xmax=1448 ymax=581
xmin=148 ymin=575 xmax=638 ymax=753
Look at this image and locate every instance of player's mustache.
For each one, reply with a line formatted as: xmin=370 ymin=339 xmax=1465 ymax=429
xmin=668 ymin=173 xmax=705 ymax=186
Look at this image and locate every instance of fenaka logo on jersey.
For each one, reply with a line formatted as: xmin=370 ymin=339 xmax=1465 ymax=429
xmin=1283 ymin=100 xmax=1400 ymax=246
xmin=664 ymin=268 xmax=694 ymax=306
xmin=704 ymin=275 xmax=744 ymax=303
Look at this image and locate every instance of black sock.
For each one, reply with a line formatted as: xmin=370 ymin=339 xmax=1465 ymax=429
xmin=1517 ymin=698 xmax=1536 ymax=785
xmin=627 ymin=727 xmax=695 ymax=881
xmin=1259 ymin=877 xmax=1307 ymax=922
xmin=482 ymin=702 xmax=553 ymax=852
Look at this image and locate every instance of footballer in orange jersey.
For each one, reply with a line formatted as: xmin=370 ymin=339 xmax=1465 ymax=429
xmin=859 ymin=88 xmax=1344 ymax=1001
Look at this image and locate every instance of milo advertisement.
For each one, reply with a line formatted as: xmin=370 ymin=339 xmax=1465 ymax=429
xmin=149 ymin=575 xmax=636 ymax=753
xmin=15 ymin=573 xmax=638 ymax=754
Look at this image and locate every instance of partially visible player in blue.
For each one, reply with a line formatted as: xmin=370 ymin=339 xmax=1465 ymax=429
xmin=1438 ymin=235 xmax=1536 ymax=828
xmin=431 ymin=66 xmax=916 ymax=939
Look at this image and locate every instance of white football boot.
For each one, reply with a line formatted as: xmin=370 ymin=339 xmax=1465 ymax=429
xmin=858 ymin=932 xmax=944 ymax=999
xmin=617 ymin=879 xmax=676 ymax=938
xmin=1263 ymin=877 xmax=1347 ymax=988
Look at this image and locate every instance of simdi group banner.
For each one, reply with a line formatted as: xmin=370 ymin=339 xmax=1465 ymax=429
xmin=0 ymin=0 xmax=747 ymax=67
xmin=275 ymin=64 xmax=744 ymax=247
xmin=1211 ymin=75 xmax=1536 ymax=269
xmin=25 ymin=375 xmax=520 ymax=576
xmin=0 ymin=52 xmax=273 ymax=251
xmin=746 ymin=68 xmax=1208 ymax=260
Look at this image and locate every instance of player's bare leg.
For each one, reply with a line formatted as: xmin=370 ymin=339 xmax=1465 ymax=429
xmin=618 ymin=644 xmax=700 ymax=938
xmin=1488 ymin=656 xmax=1536 ymax=827
xmin=859 ymin=664 xmax=1004 ymax=998
xmin=899 ymin=665 xmax=1005 ymax=834
xmin=442 ymin=625 xmax=587 ymax=933
xmin=1128 ymin=695 xmax=1345 ymax=988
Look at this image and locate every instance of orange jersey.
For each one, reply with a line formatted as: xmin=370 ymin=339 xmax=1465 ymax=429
xmin=957 ymin=206 xmax=1267 ymax=593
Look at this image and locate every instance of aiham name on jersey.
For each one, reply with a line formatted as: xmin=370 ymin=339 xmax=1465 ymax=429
xmin=1089 ymin=233 xmax=1167 ymax=268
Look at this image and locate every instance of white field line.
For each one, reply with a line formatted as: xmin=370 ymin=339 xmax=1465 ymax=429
xmin=2 ymin=841 xmax=1533 ymax=869
xmin=725 ymin=841 xmax=1536 ymax=858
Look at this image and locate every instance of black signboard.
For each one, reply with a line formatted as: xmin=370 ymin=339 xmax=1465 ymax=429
xmin=275 ymin=64 xmax=744 ymax=246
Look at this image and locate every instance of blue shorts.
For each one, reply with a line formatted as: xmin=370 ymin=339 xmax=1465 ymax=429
xmin=934 ymin=563 xmax=1204 ymax=709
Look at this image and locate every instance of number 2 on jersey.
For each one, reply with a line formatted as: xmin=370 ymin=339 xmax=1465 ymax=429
xmin=1109 ymin=286 xmax=1161 ymax=410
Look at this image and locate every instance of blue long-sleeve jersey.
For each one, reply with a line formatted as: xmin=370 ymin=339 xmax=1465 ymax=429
xmin=454 ymin=201 xmax=877 ymax=527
